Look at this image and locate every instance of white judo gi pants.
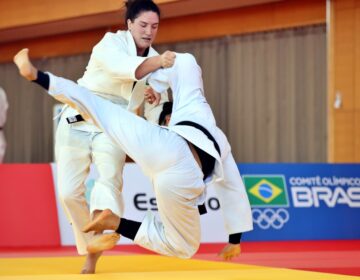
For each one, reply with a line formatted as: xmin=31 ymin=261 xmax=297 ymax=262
xmin=55 ymin=100 xmax=126 ymax=256
xmin=49 ymin=73 xmax=205 ymax=259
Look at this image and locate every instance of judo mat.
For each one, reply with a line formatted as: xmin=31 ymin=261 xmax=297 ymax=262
xmin=1 ymin=241 xmax=359 ymax=279
xmin=0 ymin=254 xmax=359 ymax=280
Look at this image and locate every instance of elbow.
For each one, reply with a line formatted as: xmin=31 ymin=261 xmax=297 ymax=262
xmin=135 ymin=68 xmax=145 ymax=80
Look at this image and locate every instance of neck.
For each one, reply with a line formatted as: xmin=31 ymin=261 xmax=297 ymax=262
xmin=137 ymin=47 xmax=145 ymax=56
xmin=137 ymin=46 xmax=150 ymax=57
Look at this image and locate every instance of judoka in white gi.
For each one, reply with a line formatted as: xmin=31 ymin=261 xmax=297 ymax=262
xmin=0 ymin=87 xmax=8 ymax=163
xmin=43 ymin=0 xmax=174 ymax=273
xmin=14 ymin=49 xmax=253 ymax=260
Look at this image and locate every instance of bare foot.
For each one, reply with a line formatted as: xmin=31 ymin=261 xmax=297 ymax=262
xmin=13 ymin=48 xmax=37 ymax=80
xmin=80 ymin=251 xmax=102 ymax=274
xmin=83 ymin=209 xmax=120 ymax=233
xmin=87 ymin=233 xmax=120 ymax=254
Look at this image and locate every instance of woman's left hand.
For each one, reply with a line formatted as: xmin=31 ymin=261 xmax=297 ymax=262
xmin=144 ymin=87 xmax=160 ymax=106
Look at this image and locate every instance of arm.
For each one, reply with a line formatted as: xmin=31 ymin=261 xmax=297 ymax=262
xmin=211 ymin=150 xmax=253 ymax=260
xmin=135 ymin=51 xmax=176 ymax=80
xmin=92 ymin=33 xmax=148 ymax=81
xmin=94 ymin=33 xmax=175 ymax=81
xmin=212 ymin=153 xmax=253 ymax=234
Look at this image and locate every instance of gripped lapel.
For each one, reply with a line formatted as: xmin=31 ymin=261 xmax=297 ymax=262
xmin=125 ymin=30 xmax=159 ymax=111
xmin=169 ymin=125 xmax=224 ymax=179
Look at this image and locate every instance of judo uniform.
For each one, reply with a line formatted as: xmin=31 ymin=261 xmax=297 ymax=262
xmin=45 ymin=53 xmax=253 ymax=258
xmin=0 ymin=87 xmax=8 ymax=163
xmin=55 ymin=30 xmax=160 ymax=255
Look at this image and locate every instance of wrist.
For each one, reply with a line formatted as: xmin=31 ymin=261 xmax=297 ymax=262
xmin=157 ymin=55 xmax=164 ymax=69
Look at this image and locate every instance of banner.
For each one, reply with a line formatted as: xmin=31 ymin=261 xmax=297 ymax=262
xmin=52 ymin=163 xmax=360 ymax=245
xmin=241 ymin=164 xmax=360 ymax=241
xmin=52 ymin=163 xmax=228 ymax=245
xmin=0 ymin=164 xmax=60 ymax=247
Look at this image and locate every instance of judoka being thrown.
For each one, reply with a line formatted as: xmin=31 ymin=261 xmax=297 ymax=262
xmin=14 ymin=48 xmax=253 ymax=260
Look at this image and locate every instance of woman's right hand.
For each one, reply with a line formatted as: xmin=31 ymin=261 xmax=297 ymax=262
xmin=160 ymin=51 xmax=176 ymax=68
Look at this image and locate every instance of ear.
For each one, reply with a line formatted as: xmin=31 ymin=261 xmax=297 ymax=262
xmin=165 ymin=115 xmax=171 ymax=126
xmin=127 ymin=19 xmax=133 ymax=31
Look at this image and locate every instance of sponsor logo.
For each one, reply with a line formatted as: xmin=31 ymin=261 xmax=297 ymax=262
xmin=133 ymin=193 xmax=221 ymax=211
xmin=291 ymin=186 xmax=360 ymax=207
xmin=134 ymin=193 xmax=158 ymax=211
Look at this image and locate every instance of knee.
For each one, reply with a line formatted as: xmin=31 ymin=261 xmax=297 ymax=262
xmin=96 ymin=175 xmax=123 ymax=190
xmin=59 ymin=191 xmax=76 ymax=206
xmin=96 ymin=163 xmax=124 ymax=188
xmin=155 ymin=180 xmax=174 ymax=198
xmin=167 ymin=232 xmax=200 ymax=259
xmin=58 ymin=183 xmax=83 ymax=204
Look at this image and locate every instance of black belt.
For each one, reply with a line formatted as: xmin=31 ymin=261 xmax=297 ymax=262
xmin=198 ymin=203 xmax=207 ymax=215
xmin=175 ymin=121 xmax=220 ymax=180
xmin=66 ymin=114 xmax=85 ymax=124
xmin=176 ymin=121 xmax=221 ymax=216
xmin=176 ymin=121 xmax=220 ymax=155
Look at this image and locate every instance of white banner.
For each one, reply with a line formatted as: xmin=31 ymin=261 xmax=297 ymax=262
xmin=51 ymin=163 xmax=227 ymax=245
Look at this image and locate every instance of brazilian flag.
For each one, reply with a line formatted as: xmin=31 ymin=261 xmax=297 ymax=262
xmin=243 ymin=175 xmax=289 ymax=207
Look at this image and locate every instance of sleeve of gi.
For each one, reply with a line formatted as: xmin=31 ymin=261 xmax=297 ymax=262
xmin=92 ymin=33 xmax=149 ymax=81
xmin=210 ymin=151 xmax=254 ymax=235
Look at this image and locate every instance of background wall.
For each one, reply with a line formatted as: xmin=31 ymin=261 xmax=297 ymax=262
xmin=0 ymin=0 xmax=325 ymax=62
xmin=0 ymin=55 xmax=89 ymax=162
xmin=328 ymin=0 xmax=360 ymax=162
xmin=0 ymin=24 xmax=326 ymax=163
xmin=0 ymin=0 xmax=358 ymax=163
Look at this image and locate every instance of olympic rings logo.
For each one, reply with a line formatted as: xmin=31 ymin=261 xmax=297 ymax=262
xmin=252 ymin=208 xmax=289 ymax=230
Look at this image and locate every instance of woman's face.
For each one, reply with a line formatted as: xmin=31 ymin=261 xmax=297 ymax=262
xmin=128 ymin=11 xmax=159 ymax=55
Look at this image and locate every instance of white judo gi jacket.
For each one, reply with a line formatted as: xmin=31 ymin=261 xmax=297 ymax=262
xmin=148 ymin=53 xmax=253 ymax=235
xmin=79 ymin=30 xmax=159 ymax=114
xmin=62 ymin=30 xmax=160 ymax=130
xmin=55 ymin=30 xmax=161 ymax=255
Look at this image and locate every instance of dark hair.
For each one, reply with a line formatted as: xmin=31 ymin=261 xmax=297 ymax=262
xmin=158 ymin=102 xmax=173 ymax=125
xmin=125 ymin=0 xmax=161 ymax=26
